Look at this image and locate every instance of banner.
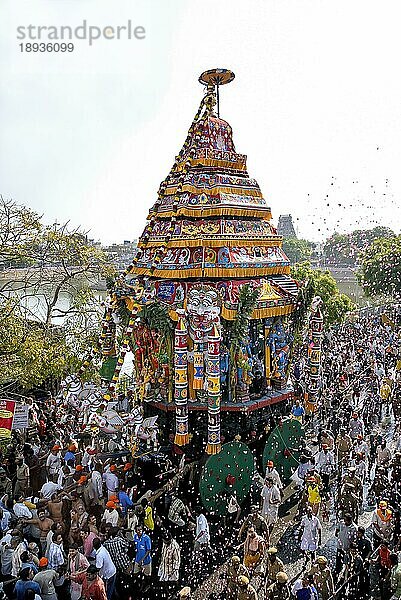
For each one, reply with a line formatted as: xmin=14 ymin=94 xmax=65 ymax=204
xmin=12 ymin=404 xmax=29 ymax=430
xmin=0 ymin=400 xmax=16 ymax=439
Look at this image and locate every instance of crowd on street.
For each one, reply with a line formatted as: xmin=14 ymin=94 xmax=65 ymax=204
xmin=0 ymin=309 xmax=400 ymax=600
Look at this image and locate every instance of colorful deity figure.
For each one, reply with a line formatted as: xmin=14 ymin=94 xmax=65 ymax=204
xmin=276 ymin=346 xmax=290 ymax=378
xmin=268 ymin=319 xmax=287 ymax=354
xmin=139 ymin=359 xmax=154 ymax=402
xmin=157 ymin=351 xmax=171 ymax=402
xmin=132 ymin=322 xmax=161 ymax=400
xmin=233 ymin=343 xmax=253 ymax=404
xmin=236 ymin=343 xmax=253 ymax=385
xmin=268 ymin=319 xmax=292 ymax=382
xmin=186 ymin=285 xmax=220 ymax=393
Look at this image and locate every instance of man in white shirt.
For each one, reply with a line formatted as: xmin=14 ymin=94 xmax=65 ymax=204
xmin=40 ymin=481 xmax=62 ymax=500
xmin=102 ymin=502 xmax=119 ymax=527
xmin=265 ymin=461 xmax=283 ymax=492
xmin=374 ymin=363 xmax=385 ymax=381
xmin=13 ymin=495 xmax=33 ymax=519
xmin=315 ymin=444 xmax=335 ymax=494
xmin=348 ymin=413 xmax=364 ymax=440
xmin=93 ymin=537 xmax=116 ymax=600
xmin=11 ymin=535 xmax=28 ymax=576
xmin=354 ymin=434 xmax=369 ymax=457
xmin=260 ymin=477 xmax=281 ymax=534
xmin=299 ymin=507 xmax=322 ymax=565
xmin=82 ymin=447 xmax=97 ymax=469
xmin=194 ymin=509 xmax=210 ymax=553
xmin=46 ymin=446 xmax=62 ymax=483
xmin=0 ymin=532 xmax=16 ymax=577
xmin=47 ymin=533 xmax=65 ymax=570
xmin=351 ymin=453 xmax=367 ymax=484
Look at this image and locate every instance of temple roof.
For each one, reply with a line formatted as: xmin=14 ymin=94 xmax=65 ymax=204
xmin=127 ymin=72 xmax=299 ymax=319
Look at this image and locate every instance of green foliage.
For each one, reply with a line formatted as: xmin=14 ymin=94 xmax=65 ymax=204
xmin=105 ymin=275 xmax=116 ymax=291
xmin=140 ymin=301 xmax=174 ymax=338
xmin=324 ymin=227 xmax=395 ymax=266
xmin=0 ymin=298 xmax=98 ymax=391
xmin=282 ymin=238 xmax=315 ymax=264
xmin=325 ymin=293 xmax=356 ymax=324
xmin=358 ymin=235 xmax=401 ymax=298
xmin=0 ymin=197 xmax=41 ymax=268
xmin=228 ymin=284 xmax=261 ymax=352
xmin=139 ymin=301 xmax=174 ymax=363
xmin=323 ymin=232 xmax=353 ymax=265
xmin=291 ymin=279 xmax=315 ymax=334
xmin=292 ymin=262 xmax=355 ymax=325
xmin=0 ymin=198 xmax=111 ymax=393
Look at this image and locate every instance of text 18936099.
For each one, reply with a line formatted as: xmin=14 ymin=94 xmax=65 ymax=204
xmin=19 ymin=42 xmax=75 ymax=52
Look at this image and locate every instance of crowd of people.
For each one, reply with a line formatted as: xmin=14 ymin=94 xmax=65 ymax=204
xmin=0 ymin=309 xmax=400 ymax=600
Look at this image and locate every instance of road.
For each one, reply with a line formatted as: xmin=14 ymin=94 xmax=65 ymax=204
xmin=192 ymin=417 xmax=395 ymax=600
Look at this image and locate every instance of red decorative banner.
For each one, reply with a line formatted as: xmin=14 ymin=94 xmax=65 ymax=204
xmin=0 ymin=400 xmax=15 ymax=439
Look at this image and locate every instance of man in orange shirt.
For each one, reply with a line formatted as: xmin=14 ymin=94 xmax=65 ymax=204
xmin=69 ymin=565 xmax=107 ymax=600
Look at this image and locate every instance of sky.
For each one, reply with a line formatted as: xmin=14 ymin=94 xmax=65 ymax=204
xmin=1 ymin=0 xmax=401 ymax=245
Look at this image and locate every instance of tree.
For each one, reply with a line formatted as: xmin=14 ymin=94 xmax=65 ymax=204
xmin=357 ymin=235 xmax=401 ymax=298
xmin=282 ymin=238 xmax=315 ymax=264
xmin=0 ymin=301 xmax=95 ymax=391
xmin=0 ymin=199 xmax=115 ymax=326
xmin=0 ymin=197 xmax=116 ymax=393
xmin=291 ymin=262 xmax=355 ymax=325
xmin=323 ymin=232 xmax=353 ymax=265
xmin=324 ymin=227 xmax=395 ymax=266
xmin=0 ymin=197 xmax=42 ymax=269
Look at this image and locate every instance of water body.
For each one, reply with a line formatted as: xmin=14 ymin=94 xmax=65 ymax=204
xmin=21 ymin=288 xmax=107 ymax=324
xmin=1 ymin=273 xmax=107 ymax=324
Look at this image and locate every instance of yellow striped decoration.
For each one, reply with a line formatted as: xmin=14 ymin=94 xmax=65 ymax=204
xmin=176 ymin=158 xmax=247 ymax=171
xmin=169 ymin=302 xmax=294 ymax=322
xmin=164 ymin=184 xmax=263 ymax=197
xmin=138 ymin=237 xmax=282 ymax=249
xmin=131 ymin=266 xmax=291 ymax=279
xmin=221 ymin=303 xmax=294 ymax=320
xmin=147 ymin=207 xmax=272 ymax=220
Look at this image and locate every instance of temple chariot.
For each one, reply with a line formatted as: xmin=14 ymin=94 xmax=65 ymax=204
xmin=98 ymin=68 xmax=301 ymax=457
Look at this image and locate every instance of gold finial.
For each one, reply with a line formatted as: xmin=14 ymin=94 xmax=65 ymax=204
xmin=199 ymin=68 xmax=235 ymax=118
